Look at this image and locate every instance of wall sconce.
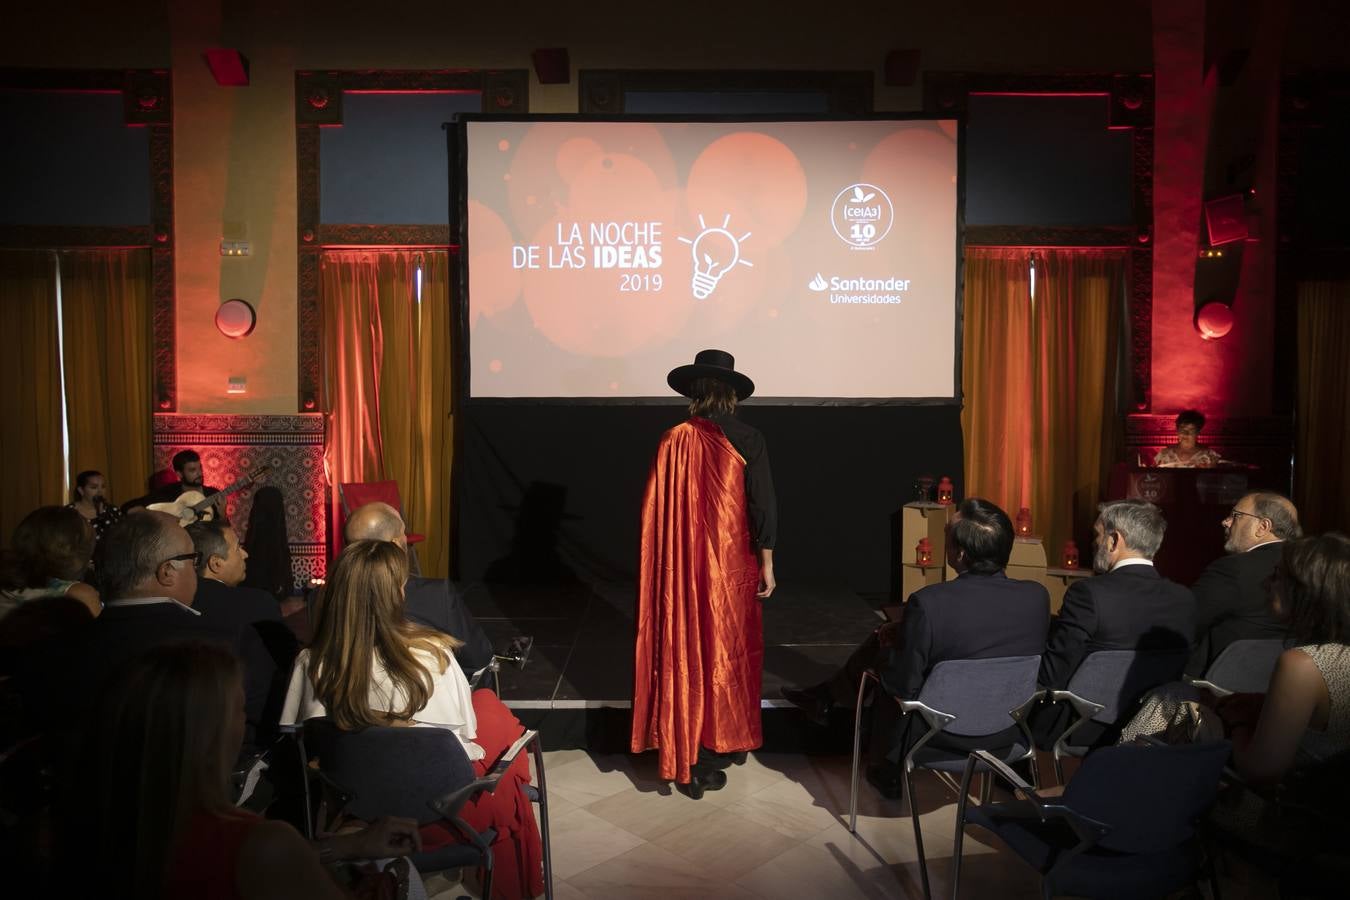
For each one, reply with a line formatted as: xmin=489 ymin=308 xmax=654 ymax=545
xmin=1194 ymin=300 xmax=1235 ymax=341
xmin=216 ymin=298 xmax=257 ymax=338
xmin=937 ymin=476 xmax=954 ymax=505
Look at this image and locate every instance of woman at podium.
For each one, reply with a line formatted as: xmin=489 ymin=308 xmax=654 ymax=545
xmin=1154 ymin=409 xmax=1224 ymax=468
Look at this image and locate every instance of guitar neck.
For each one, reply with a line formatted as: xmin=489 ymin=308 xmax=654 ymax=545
xmin=190 ymin=470 xmax=266 ymax=512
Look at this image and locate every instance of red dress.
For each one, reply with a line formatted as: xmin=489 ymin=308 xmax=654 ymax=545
xmin=420 ymin=689 xmax=545 ymax=899
xmin=631 ymin=417 xmax=764 ymax=784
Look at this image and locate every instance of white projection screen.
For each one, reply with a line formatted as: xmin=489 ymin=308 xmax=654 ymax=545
xmin=461 ymin=117 xmax=961 ymax=401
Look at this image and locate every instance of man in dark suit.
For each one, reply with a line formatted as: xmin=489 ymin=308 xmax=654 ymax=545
xmin=1036 ymin=499 xmax=1195 ymax=746
xmin=782 ymin=498 xmax=1049 ymax=795
xmin=187 ymin=519 xmax=298 ymax=744
xmin=344 ymin=502 xmax=495 ymax=676
xmin=1187 ymin=492 xmax=1300 ymax=674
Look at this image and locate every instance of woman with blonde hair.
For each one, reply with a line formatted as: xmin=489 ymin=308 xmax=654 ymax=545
xmin=282 ymin=540 xmax=544 ymax=898
xmin=66 ymin=641 xmax=422 ymax=899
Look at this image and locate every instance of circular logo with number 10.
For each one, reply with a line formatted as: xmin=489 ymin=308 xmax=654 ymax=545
xmin=830 ymin=183 xmax=894 ymax=249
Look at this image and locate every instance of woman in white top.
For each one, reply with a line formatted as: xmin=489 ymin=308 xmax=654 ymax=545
xmin=281 ymin=539 xmax=480 ymax=760
xmin=282 ymin=540 xmax=544 ymax=898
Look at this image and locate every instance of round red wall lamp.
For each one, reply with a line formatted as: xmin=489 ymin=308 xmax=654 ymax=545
xmin=215 ymin=298 xmax=257 ymax=338
xmin=1194 ymin=300 xmax=1235 ymax=341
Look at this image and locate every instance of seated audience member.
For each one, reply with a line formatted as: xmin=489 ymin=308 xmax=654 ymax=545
xmin=282 ymin=541 xmax=544 ymax=899
xmin=1153 ymin=408 xmax=1224 ymax=468
xmin=343 ymin=501 xmax=494 ymax=676
xmin=187 ymin=519 xmax=298 ymax=744
xmin=67 ymin=469 xmax=123 ymax=543
xmin=63 ymin=640 xmax=422 ymax=900
xmin=781 ymin=498 xmax=1049 ymax=796
xmin=241 ymin=485 xmax=294 ymax=605
xmin=1189 ymin=491 xmax=1302 ymax=673
xmin=0 ymin=595 xmax=91 ymax=677
xmin=1125 ymin=533 xmax=1350 ymax=856
xmin=1035 ymin=499 xmax=1195 ymax=746
xmin=0 ymin=506 xmax=100 ymax=620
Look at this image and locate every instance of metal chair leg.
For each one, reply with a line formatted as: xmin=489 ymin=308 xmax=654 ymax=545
xmin=905 ymin=767 xmax=932 ymax=899
xmin=530 ymin=740 xmax=554 ymax=900
xmin=979 ymin=772 xmax=992 ymax=804
xmin=1053 ymin=751 xmax=1065 ymax=787
xmin=848 ymin=670 xmax=878 ymax=833
xmin=951 ymin=757 xmax=981 ymax=900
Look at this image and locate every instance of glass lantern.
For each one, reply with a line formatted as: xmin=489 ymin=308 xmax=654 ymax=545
xmin=1062 ymin=540 xmax=1079 ymax=569
xmin=937 ymin=476 xmax=954 ymax=505
xmin=916 ymin=537 xmax=933 ymax=567
xmin=1015 ymin=507 xmax=1033 ymax=536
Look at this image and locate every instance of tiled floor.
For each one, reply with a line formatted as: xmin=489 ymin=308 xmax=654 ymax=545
xmin=428 ymin=748 xmax=1283 ymax=900
xmin=529 ymin=749 xmax=1039 ymax=899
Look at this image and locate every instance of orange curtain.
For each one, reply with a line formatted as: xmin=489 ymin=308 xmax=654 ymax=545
xmin=0 ymin=251 xmax=64 ymax=541
xmin=59 ymin=249 xmax=153 ymax=509
xmin=1295 ymin=280 xmax=1350 ymax=533
xmin=321 ymin=250 xmax=453 ymax=577
xmin=963 ymin=248 xmax=1125 ymax=557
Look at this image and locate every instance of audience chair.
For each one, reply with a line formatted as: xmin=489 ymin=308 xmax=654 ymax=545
xmin=849 ymin=656 xmax=1042 ymax=900
xmin=338 ymin=480 xmax=426 ymax=573
xmin=304 ymin=718 xmax=553 ymax=899
xmin=1187 ymin=638 xmax=1287 ymax=697
xmin=1048 ymin=648 xmax=1190 ymax=783
xmin=952 ymin=740 xmax=1230 ymax=900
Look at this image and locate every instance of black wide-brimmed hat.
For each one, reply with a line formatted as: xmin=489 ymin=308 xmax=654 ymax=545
xmin=666 ymin=349 xmax=755 ymax=401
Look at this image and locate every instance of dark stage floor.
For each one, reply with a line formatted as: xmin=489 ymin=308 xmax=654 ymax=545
xmin=464 ymin=579 xmax=883 ymax=748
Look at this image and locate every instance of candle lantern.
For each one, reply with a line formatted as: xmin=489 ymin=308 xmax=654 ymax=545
xmin=937 ymin=476 xmax=954 ymax=505
xmin=1015 ymin=507 xmax=1033 ymax=536
xmin=1062 ymin=540 xmax=1079 ymax=569
xmin=915 ymin=475 xmax=935 ymax=503
xmin=916 ymin=537 xmax=933 ymax=567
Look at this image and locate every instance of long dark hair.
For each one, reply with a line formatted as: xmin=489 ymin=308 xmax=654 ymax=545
xmin=1279 ymin=533 xmax=1350 ymax=645
xmin=241 ymin=485 xmax=292 ymax=602
xmin=65 ymin=642 xmax=243 ymax=899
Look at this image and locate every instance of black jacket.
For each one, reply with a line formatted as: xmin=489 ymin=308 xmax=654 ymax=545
xmin=1039 ymin=563 xmax=1195 ymax=690
xmin=404 ymin=576 xmax=495 ymax=676
xmin=194 ymin=578 xmax=299 ymax=742
xmin=883 ymin=571 xmax=1050 ymax=700
xmin=1189 ymin=541 xmax=1287 ymax=673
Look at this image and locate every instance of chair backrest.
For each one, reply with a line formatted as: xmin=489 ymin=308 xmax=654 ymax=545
xmin=306 ymin=718 xmax=475 ymax=825
xmin=1203 ymin=639 xmax=1287 ymax=694
xmin=1062 ymin=740 xmax=1230 ymax=853
xmin=917 ymin=655 xmax=1041 ymax=737
xmin=1066 ymin=649 xmax=1190 ymax=724
xmin=339 ymin=480 xmax=404 ymax=517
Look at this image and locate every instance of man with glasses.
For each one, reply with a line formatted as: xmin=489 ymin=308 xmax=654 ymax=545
xmin=1188 ymin=492 xmax=1302 ymax=673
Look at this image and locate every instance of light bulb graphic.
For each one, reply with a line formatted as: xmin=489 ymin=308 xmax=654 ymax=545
xmin=678 ymin=214 xmax=753 ymax=300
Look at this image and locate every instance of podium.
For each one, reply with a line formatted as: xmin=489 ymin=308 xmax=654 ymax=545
xmin=1107 ymin=464 xmax=1254 ymax=584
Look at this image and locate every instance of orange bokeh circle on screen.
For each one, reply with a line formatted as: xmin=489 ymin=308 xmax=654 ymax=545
xmin=467 ymin=200 xmax=521 ymax=327
xmin=686 ymin=133 xmax=807 ymax=249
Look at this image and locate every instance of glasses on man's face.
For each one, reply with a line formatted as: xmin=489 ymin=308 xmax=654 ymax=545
xmin=162 ymin=551 xmax=202 ymax=568
xmin=1225 ymin=509 xmax=1266 ymax=526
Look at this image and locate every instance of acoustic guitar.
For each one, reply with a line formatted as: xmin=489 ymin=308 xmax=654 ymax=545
xmin=147 ymin=464 xmax=272 ymax=526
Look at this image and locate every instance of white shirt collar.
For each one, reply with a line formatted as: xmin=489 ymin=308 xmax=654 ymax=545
xmin=1111 ymin=557 xmax=1155 ymax=571
xmin=103 ymin=596 xmax=201 ymax=616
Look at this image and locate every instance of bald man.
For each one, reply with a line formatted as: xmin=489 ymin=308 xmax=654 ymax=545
xmin=1188 ymin=491 xmax=1301 ymax=673
xmin=344 ymin=502 xmax=494 ymax=676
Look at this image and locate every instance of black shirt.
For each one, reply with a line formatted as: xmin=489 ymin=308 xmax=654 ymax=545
xmin=706 ymin=414 xmax=777 ymax=550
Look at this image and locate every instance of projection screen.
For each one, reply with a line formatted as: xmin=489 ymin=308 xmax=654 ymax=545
xmin=460 ymin=116 xmax=961 ymax=401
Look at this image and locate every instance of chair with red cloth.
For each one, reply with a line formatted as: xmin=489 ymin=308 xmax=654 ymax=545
xmin=338 ymin=480 xmax=425 ymax=573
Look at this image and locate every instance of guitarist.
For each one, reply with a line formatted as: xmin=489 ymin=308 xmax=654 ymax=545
xmin=132 ymin=450 xmax=228 ymax=522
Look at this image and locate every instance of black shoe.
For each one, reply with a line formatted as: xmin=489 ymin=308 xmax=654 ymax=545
xmin=781 ymin=685 xmax=833 ymax=727
xmin=678 ymin=765 xmax=728 ymax=800
xmin=865 ymin=763 xmax=904 ymax=801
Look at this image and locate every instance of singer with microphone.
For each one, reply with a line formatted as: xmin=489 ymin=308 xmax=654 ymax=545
xmin=68 ymin=470 xmax=123 ymax=542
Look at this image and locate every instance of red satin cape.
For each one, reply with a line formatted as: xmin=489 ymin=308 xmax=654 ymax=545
xmin=630 ymin=416 xmax=763 ymax=784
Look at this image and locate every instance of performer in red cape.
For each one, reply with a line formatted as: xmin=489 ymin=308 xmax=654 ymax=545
xmin=631 ymin=349 xmax=777 ymax=798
